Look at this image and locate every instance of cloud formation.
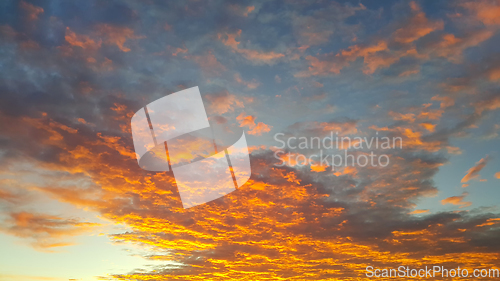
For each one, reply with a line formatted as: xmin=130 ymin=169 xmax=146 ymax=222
xmin=0 ymin=212 xmax=99 ymax=251
xmin=0 ymin=0 xmax=500 ymax=279
xmin=461 ymin=157 xmax=489 ymax=183
xmin=441 ymin=192 xmax=472 ymax=208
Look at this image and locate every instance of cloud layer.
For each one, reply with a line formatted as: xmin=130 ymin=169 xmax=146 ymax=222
xmin=0 ymin=0 xmax=500 ymax=280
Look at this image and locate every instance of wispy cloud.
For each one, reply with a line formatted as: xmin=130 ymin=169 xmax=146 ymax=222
xmin=0 ymin=212 xmax=99 ymax=251
xmin=441 ymin=192 xmax=472 ymax=208
xmin=461 ymin=157 xmax=489 ymax=183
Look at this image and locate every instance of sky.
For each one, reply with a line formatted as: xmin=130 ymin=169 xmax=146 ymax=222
xmin=0 ymin=0 xmax=500 ymax=280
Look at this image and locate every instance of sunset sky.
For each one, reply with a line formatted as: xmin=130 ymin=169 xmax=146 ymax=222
xmin=1 ymin=0 xmax=500 ymax=280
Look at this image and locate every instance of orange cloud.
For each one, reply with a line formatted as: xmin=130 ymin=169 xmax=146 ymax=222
xmin=495 ymin=172 xmax=500 ymax=179
xmin=475 ymin=95 xmax=500 ymax=114
xmin=219 ymin=30 xmax=284 ymax=64
xmin=441 ymin=192 xmax=472 ymax=208
xmin=3 ymin=107 xmax=500 ymax=280
xmin=0 ymin=25 xmax=17 ymax=38
xmin=321 ymin=121 xmax=358 ymax=135
xmin=286 ymin=120 xmax=358 ymax=138
xmin=293 ymin=19 xmax=334 ymax=46
xmin=409 ymin=209 xmax=429 ymax=215
xmin=294 ymin=54 xmax=346 ymax=77
xmin=431 ymin=95 xmax=455 ymax=109
xmin=234 ymin=73 xmax=260 ymax=89
xmin=248 ymin=145 xmax=267 ymax=153
xmin=476 ymin=218 xmax=500 ymax=227
xmin=20 ymin=1 xmax=44 ymax=21
xmin=393 ymin=1 xmax=443 ymax=44
xmin=419 ymin=122 xmax=436 ymax=132
xmin=204 ymin=91 xmax=247 ymax=114
xmin=462 ymin=0 xmax=500 ymax=26
xmin=64 ymin=24 xmax=143 ymax=53
xmin=228 ymin=5 xmax=256 ymax=17
xmin=341 ymin=40 xmax=388 ymax=63
xmin=186 ymin=50 xmax=226 ymax=77
xmin=311 ymin=81 xmax=323 ymax=88
xmin=95 ymin=24 xmax=144 ymax=52
xmin=399 ymin=67 xmax=420 ymax=77
xmin=488 ymin=67 xmax=500 ymax=81
xmin=403 ymin=129 xmax=435 ymax=150
xmin=172 ymin=47 xmax=188 ymax=56
xmin=447 ymin=146 xmax=462 ymax=155
xmin=389 ymin=111 xmax=416 ymax=123
xmin=362 ymin=51 xmax=403 ymax=74
xmin=295 ymin=1 xmax=496 ymax=77
xmin=369 ymin=125 xmax=443 ymax=152
xmin=220 ymin=29 xmax=241 ymax=49
xmin=333 ymin=166 xmax=357 ymax=177
xmin=65 ymin=27 xmax=102 ymax=50
xmin=235 ymin=48 xmax=285 ymax=63
xmin=243 ymin=6 xmax=255 ymax=17
xmin=20 ymin=39 xmax=40 ymax=50
xmin=291 ymin=3 xmax=365 ymax=47
xmin=248 ymin=122 xmax=272 ymax=136
xmin=310 ymin=163 xmax=328 ymax=172
xmin=295 ymin=2 xmax=444 ymax=77
xmin=461 ymin=157 xmax=489 ymax=183
xmin=296 ymin=40 xmax=422 ymax=76
xmin=276 ymin=151 xmax=308 ymax=167
xmin=0 ymin=212 xmax=99 ymax=251
xmin=417 ymin=107 xmax=443 ymax=120
xmin=236 ymin=112 xmax=272 ymax=135
xmin=429 ymin=31 xmax=494 ymax=63
xmin=236 ymin=112 xmax=256 ymax=128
